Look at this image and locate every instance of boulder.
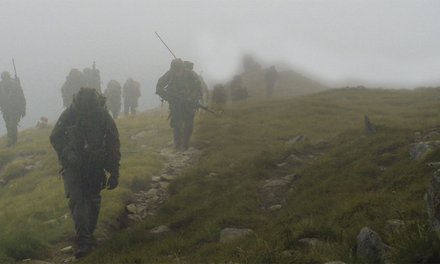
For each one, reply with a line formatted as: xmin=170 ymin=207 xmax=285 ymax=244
xmin=60 ymin=246 xmax=73 ymax=254
xmin=356 ymin=227 xmax=390 ymax=263
xmin=263 ymin=179 xmax=290 ymax=188
xmin=126 ymin=204 xmax=137 ymax=214
xmin=220 ymin=228 xmax=254 ymax=243
xmin=268 ymin=204 xmax=282 ymax=211
xmin=285 ymin=135 xmax=305 ymax=145
xmin=426 ymin=169 xmax=440 ymax=239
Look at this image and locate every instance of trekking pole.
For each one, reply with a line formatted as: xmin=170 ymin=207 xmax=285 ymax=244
xmin=155 ymin=31 xmax=177 ymax=59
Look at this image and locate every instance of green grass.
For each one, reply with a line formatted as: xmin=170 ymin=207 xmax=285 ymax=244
xmin=1 ymin=87 xmax=440 ymax=263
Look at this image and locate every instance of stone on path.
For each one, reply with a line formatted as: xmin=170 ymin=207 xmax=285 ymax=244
xmin=356 ymin=227 xmax=390 ymax=263
xmin=220 ymin=228 xmax=254 ymax=243
xmin=60 ymin=246 xmax=73 ymax=254
xmin=149 ymin=225 xmax=171 ymax=234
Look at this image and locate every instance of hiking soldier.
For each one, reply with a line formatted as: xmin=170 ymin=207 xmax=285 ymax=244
xmin=156 ymin=58 xmax=202 ymax=150
xmin=265 ymin=65 xmax=278 ymax=98
xmin=50 ymin=88 xmax=120 ymax=258
xmin=0 ymin=71 xmax=26 ymax=146
xmin=212 ymin=84 xmax=227 ymax=107
xmin=122 ymin=78 xmax=141 ymax=116
xmin=61 ymin=69 xmax=85 ymax=107
xmin=104 ymin=80 xmax=122 ymax=119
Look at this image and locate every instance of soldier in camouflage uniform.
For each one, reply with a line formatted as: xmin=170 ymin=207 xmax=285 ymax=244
xmin=104 ymin=80 xmax=122 ymax=119
xmin=0 ymin=71 xmax=26 ymax=146
xmin=211 ymin=84 xmax=227 ymax=107
xmin=122 ymin=78 xmax=141 ymax=116
xmin=156 ymin=58 xmax=202 ymax=150
xmin=229 ymin=75 xmax=248 ymax=102
xmin=265 ymin=66 xmax=278 ymax=98
xmin=83 ymin=64 xmax=101 ymax=92
xmin=50 ymin=88 xmax=120 ymax=258
xmin=61 ymin=69 xmax=85 ymax=107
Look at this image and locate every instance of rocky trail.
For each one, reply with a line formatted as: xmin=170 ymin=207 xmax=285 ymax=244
xmin=33 ymin=146 xmax=203 ymax=264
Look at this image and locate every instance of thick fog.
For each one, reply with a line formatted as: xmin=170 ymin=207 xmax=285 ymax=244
xmin=0 ymin=0 xmax=439 ymax=135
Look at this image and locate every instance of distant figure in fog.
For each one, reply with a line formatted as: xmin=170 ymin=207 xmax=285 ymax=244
xmin=230 ymin=75 xmax=248 ymax=102
xmin=61 ymin=69 xmax=84 ymax=107
xmin=123 ymin=78 xmax=141 ymax=116
xmin=0 ymin=71 xmax=26 ymax=147
xmin=83 ymin=62 xmax=102 ymax=92
xmin=36 ymin=116 xmax=48 ymax=129
xmin=212 ymin=84 xmax=227 ymax=107
xmin=265 ymin=66 xmax=278 ymax=98
xmin=104 ymin=80 xmax=122 ymax=119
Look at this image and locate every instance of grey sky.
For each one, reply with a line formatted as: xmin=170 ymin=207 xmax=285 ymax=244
xmin=0 ymin=0 xmax=439 ymax=134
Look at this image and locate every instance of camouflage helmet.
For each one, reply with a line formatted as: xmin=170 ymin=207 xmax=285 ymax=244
xmin=1 ymin=71 xmax=11 ymax=80
xmin=184 ymin=61 xmax=194 ymax=70
xmin=170 ymin=58 xmax=184 ymax=71
xmin=73 ymin=87 xmax=100 ymax=112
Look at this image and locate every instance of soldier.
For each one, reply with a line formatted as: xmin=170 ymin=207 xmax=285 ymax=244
xmin=265 ymin=66 xmax=278 ymax=98
xmin=0 ymin=71 xmax=26 ymax=147
xmin=50 ymin=88 xmax=120 ymax=258
xmin=61 ymin=69 xmax=84 ymax=107
xmin=104 ymin=80 xmax=122 ymax=119
xmin=122 ymin=78 xmax=141 ymax=116
xmin=211 ymin=84 xmax=227 ymax=107
xmin=156 ymin=58 xmax=202 ymax=150
xmin=83 ymin=64 xmax=101 ymax=92
xmin=229 ymin=75 xmax=248 ymax=102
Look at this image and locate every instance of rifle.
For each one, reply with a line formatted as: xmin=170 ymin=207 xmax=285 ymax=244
xmin=12 ymin=58 xmax=20 ymax=84
xmin=155 ymin=31 xmax=177 ymax=59
xmin=164 ymin=92 xmax=218 ymax=115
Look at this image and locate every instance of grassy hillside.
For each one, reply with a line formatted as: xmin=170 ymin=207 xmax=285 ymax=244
xmin=1 ymin=87 xmax=440 ymax=263
xmin=80 ymin=87 xmax=440 ymax=263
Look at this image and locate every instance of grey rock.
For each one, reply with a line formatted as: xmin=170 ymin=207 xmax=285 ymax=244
xmin=282 ymin=174 xmax=296 ymax=182
xmin=60 ymin=246 xmax=73 ymax=254
xmin=126 ymin=204 xmax=137 ymax=214
xmin=324 ymin=262 xmax=347 ymax=264
xmin=268 ymin=204 xmax=282 ymax=211
xmin=146 ymin=188 xmax=159 ymax=197
xmin=160 ymin=174 xmax=175 ymax=181
xmin=152 ymin=176 xmax=161 ymax=182
xmin=127 ymin=214 xmax=142 ymax=222
xmin=159 ymin=182 xmax=170 ymax=189
xmin=277 ymin=162 xmax=287 ymax=168
xmin=298 ymin=238 xmax=324 ymax=248
xmin=356 ymin=227 xmax=390 ymax=263
xmin=285 ymin=135 xmax=305 ymax=145
xmin=206 ymin=172 xmax=218 ymax=178
xmin=264 ymin=179 xmax=289 ymax=188
xmin=426 ymin=170 xmax=440 ymax=239
xmin=220 ymin=228 xmax=254 ymax=243
xmin=386 ymin=219 xmax=405 ymax=233
xmin=281 ymin=250 xmax=294 ymax=257
xmin=149 ymin=225 xmax=171 ymax=234
xmin=409 ymin=141 xmax=440 ymax=160
xmin=22 ymin=260 xmax=54 ymax=264
xmin=364 ymin=115 xmax=376 ymax=134
xmin=43 ymin=219 xmax=58 ymax=225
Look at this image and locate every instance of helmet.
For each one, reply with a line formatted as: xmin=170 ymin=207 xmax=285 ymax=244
xmin=1 ymin=71 xmax=11 ymax=80
xmin=170 ymin=58 xmax=184 ymax=71
xmin=184 ymin=61 xmax=194 ymax=70
xmin=73 ymin=87 xmax=99 ymax=112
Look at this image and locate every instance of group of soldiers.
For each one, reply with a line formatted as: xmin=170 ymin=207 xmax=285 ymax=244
xmin=61 ymin=66 xmax=141 ymax=119
xmin=0 ymin=56 xmax=277 ymax=259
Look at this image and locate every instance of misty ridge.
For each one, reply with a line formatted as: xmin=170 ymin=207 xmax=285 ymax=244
xmin=0 ymin=1 xmax=439 ymax=264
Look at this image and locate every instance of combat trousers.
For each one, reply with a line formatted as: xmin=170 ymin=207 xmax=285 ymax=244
xmin=124 ymin=99 xmax=138 ymax=116
xmin=170 ymin=104 xmax=195 ymax=150
xmin=2 ymin=113 xmax=20 ymax=146
xmin=62 ymin=169 xmax=103 ymax=248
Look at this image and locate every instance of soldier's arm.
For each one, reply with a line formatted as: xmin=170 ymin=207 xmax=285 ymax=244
xmin=155 ymin=71 xmax=171 ymax=99
xmin=49 ymin=108 xmax=72 ymax=157
xmin=104 ymin=112 xmax=121 ymax=176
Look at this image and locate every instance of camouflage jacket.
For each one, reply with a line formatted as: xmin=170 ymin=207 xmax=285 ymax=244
xmin=50 ymin=104 xmax=120 ymax=176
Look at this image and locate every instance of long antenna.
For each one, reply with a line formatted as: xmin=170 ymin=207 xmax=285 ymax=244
xmin=155 ymin=31 xmax=177 ymax=59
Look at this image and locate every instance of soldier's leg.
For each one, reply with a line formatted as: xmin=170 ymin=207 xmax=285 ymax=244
xmin=63 ymin=173 xmax=93 ymax=257
xmin=4 ymin=114 xmax=18 ymax=146
xmin=182 ymin=112 xmax=195 ymax=150
xmin=124 ymin=101 xmax=129 ymax=116
xmin=88 ymin=193 xmax=101 ymax=235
